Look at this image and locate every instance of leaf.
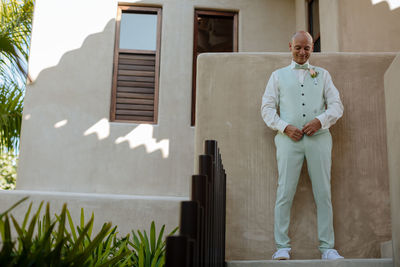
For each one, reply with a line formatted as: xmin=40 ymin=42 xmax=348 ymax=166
xmin=0 ymin=215 xmax=14 ymax=264
xmin=155 ymin=224 xmax=165 ymax=251
xmin=150 ymin=221 xmax=156 ymax=254
xmin=150 ymin=246 xmax=162 ymax=267
xmin=0 ymin=196 xmax=28 ymax=219
xmin=80 ymin=208 xmax=84 ymax=229
xmin=131 ymin=230 xmax=140 ymax=251
xmin=10 ymin=214 xmax=23 ymax=237
xmin=24 ymin=204 xmax=40 ymax=249
xmin=0 ymin=219 xmax=4 ymax=240
xmin=103 ymin=226 xmax=117 ymax=254
xmin=21 ymin=201 xmax=32 ymax=230
xmin=156 ymin=254 xmax=165 ymax=267
xmin=69 ymin=216 xmax=94 ymax=256
xmin=168 ymin=226 xmax=179 ymax=236
xmin=143 ymin=230 xmax=151 ymax=266
xmin=97 ymin=238 xmax=129 ymax=267
xmin=70 ymin=222 xmax=112 ymax=264
xmin=66 ymin=208 xmax=77 ymax=242
xmin=97 ymin=250 xmax=130 ymax=267
xmin=87 ymin=211 xmax=94 ymax=239
xmin=138 ymin=243 xmax=145 ymax=267
xmin=56 ymin=204 xmax=67 ymax=244
xmin=44 ymin=202 xmax=51 ymax=232
xmin=161 ymin=226 xmax=179 ymax=251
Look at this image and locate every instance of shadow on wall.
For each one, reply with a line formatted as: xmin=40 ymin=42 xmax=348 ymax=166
xmin=17 ymin=19 xmax=188 ymax=196
xmin=25 ymin=19 xmax=169 ymax=157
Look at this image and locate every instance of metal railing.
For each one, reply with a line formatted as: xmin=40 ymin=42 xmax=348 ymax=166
xmin=166 ymin=140 xmax=227 ymax=267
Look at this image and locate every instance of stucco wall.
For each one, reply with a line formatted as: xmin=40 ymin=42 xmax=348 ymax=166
xmin=295 ymin=0 xmax=307 ymax=31
xmin=18 ymin=0 xmax=295 ymax=196
xmin=0 ymin=190 xmax=184 ymax=239
xmin=319 ymin=0 xmax=340 ymax=52
xmin=297 ymin=0 xmax=400 ymax=52
xmin=337 ymin=0 xmax=400 ymax=52
xmin=195 ymin=53 xmax=394 ymax=259
xmin=384 ymin=54 xmax=400 ymax=267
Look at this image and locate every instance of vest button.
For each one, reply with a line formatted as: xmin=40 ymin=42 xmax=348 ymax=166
xmin=301 ymin=93 xmax=304 ymax=96
xmin=302 ymin=103 xmax=305 ymax=106
xmin=301 ymin=84 xmax=304 ymax=87
xmin=303 ymin=114 xmax=306 ymax=117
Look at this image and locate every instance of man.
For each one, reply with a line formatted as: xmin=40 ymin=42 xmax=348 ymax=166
xmin=261 ymin=31 xmax=344 ymax=260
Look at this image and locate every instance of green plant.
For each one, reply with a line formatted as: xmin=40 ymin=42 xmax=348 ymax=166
xmin=0 ymin=0 xmax=34 ymax=81
xmin=0 ymin=85 xmax=23 ymax=154
xmin=0 ymin=198 xmax=178 ymax=267
xmin=130 ymin=222 xmax=178 ymax=267
xmin=0 ymin=0 xmax=34 ymax=154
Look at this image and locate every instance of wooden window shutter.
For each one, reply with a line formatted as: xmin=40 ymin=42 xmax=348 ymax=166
xmin=110 ymin=6 xmax=162 ymax=123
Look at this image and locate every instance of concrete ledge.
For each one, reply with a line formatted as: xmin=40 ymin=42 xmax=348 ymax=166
xmin=228 ymin=259 xmax=393 ymax=267
xmin=0 ymin=190 xmax=187 ymax=235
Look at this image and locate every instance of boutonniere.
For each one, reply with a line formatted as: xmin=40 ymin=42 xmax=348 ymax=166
xmin=309 ymin=68 xmax=319 ymax=85
xmin=309 ymin=68 xmax=319 ymax=78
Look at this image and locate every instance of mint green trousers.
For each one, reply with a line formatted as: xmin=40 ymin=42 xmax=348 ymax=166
xmin=274 ymin=131 xmax=334 ymax=253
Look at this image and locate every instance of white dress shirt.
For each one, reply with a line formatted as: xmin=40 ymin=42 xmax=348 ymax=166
xmin=261 ymin=60 xmax=344 ymax=133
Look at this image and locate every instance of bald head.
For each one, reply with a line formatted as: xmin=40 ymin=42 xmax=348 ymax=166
xmin=291 ymin=31 xmax=313 ymax=43
xmin=289 ymin=31 xmax=314 ymax=64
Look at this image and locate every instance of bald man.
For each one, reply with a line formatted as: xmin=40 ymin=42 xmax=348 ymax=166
xmin=261 ymin=31 xmax=344 ymax=260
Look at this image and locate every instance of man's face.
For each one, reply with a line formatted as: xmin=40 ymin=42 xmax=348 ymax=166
xmin=289 ymin=35 xmax=313 ymax=64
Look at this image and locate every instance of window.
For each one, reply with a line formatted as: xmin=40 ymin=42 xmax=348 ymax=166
xmin=110 ymin=6 xmax=162 ymax=123
xmin=192 ymin=10 xmax=238 ymax=126
xmin=308 ymin=0 xmax=320 ymax=52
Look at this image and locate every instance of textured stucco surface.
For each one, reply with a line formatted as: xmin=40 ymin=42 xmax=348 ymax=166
xmin=0 ymin=190 xmax=185 ymax=237
xmin=297 ymin=0 xmax=400 ymax=52
xmin=17 ymin=0 xmax=295 ymax=196
xmin=319 ymin=0 xmax=340 ymax=52
xmin=295 ymin=0 xmax=307 ymax=32
xmin=195 ymin=53 xmax=394 ymax=259
xmin=338 ymin=0 xmax=400 ymax=52
xmin=384 ymin=54 xmax=400 ymax=267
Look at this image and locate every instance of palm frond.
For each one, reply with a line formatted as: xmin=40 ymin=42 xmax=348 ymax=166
xmin=0 ymin=82 xmax=23 ymax=152
xmin=0 ymin=0 xmax=34 ymax=82
xmin=0 ymin=0 xmax=34 ymax=154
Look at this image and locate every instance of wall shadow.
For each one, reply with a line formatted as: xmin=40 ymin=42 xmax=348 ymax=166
xmin=17 ymin=19 xmax=192 ymax=197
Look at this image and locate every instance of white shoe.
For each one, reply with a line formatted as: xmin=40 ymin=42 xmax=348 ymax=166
xmin=272 ymin=248 xmax=291 ymax=260
xmin=321 ymin=249 xmax=344 ymax=260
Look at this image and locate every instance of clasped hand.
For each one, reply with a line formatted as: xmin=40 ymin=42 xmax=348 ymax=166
xmin=283 ymin=118 xmax=322 ymax=142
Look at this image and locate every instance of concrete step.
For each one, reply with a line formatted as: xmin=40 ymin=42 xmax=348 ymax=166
xmin=227 ymin=259 xmax=393 ymax=267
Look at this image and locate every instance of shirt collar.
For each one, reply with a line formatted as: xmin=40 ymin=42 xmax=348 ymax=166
xmin=290 ymin=60 xmax=311 ymax=69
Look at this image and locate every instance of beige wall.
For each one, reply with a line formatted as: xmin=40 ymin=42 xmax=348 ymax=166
xmin=18 ymin=0 xmax=295 ymax=196
xmin=295 ymin=0 xmax=400 ymax=52
xmin=295 ymin=0 xmax=307 ymax=31
xmin=195 ymin=52 xmax=395 ymax=259
xmin=384 ymin=54 xmax=400 ymax=267
xmin=337 ymin=0 xmax=400 ymax=52
xmin=319 ymin=0 xmax=340 ymax=52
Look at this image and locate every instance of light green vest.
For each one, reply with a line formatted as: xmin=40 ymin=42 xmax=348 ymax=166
xmin=276 ymin=66 xmax=328 ymax=135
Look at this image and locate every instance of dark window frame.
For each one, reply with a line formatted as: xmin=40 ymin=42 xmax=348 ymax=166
xmin=307 ymin=0 xmax=320 ymax=52
xmin=110 ymin=5 xmax=162 ymax=124
xmin=191 ymin=9 xmax=238 ymax=126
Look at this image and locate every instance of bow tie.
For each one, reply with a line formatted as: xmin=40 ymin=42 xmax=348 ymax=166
xmin=294 ymin=63 xmax=309 ymax=70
